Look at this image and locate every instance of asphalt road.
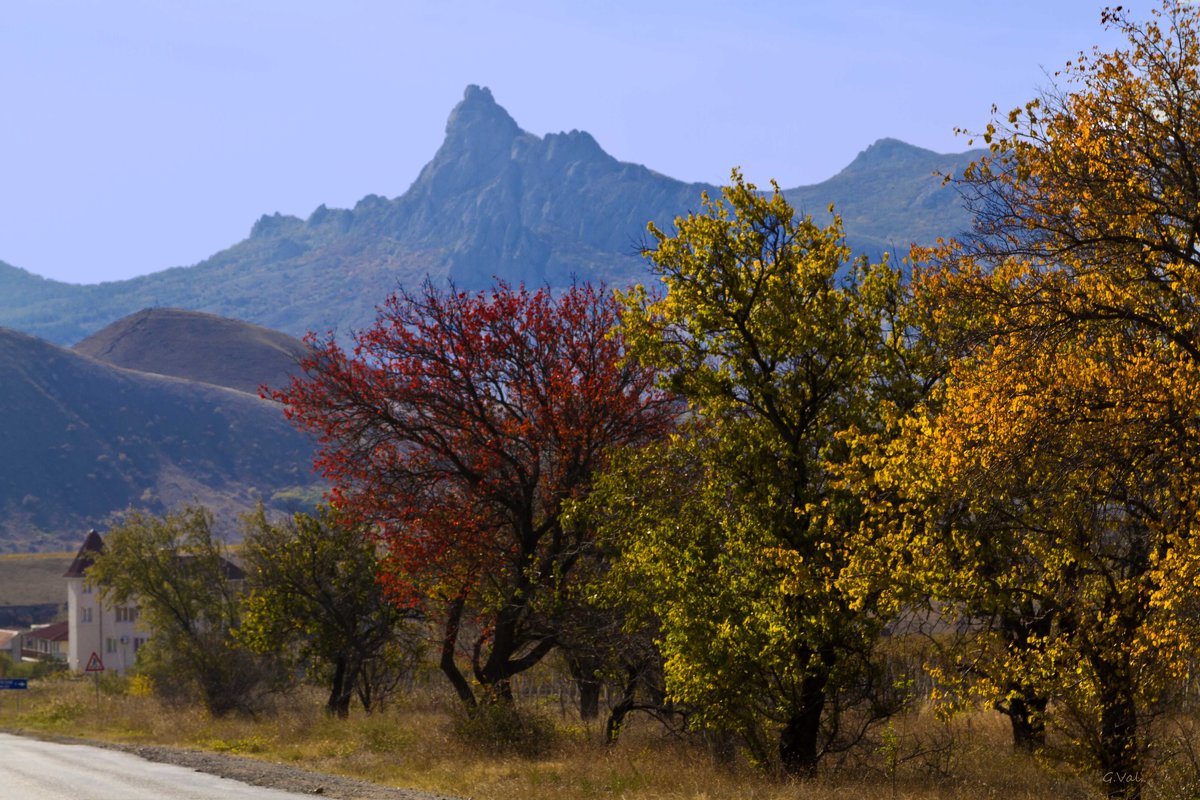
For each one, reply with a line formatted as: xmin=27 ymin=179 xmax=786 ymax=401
xmin=0 ymin=733 xmax=318 ymax=800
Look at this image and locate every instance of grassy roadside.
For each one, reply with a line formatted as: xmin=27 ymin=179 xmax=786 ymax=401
xmin=0 ymin=673 xmax=1117 ymax=800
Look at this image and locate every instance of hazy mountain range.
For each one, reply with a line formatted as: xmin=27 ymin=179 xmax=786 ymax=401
xmin=0 ymin=86 xmax=981 ymax=347
xmin=0 ymin=86 xmax=984 ymax=551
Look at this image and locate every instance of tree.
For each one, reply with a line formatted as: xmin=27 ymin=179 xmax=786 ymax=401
xmin=273 ymin=281 xmax=675 ymax=709
xmin=238 ymin=504 xmax=424 ymax=718
xmin=865 ymin=289 xmax=1198 ymax=755
xmin=597 ymin=173 xmax=924 ymax=775
xmin=871 ymin=264 xmax=1200 ymax=797
xmin=950 ymin=1 xmax=1200 ymax=366
xmin=882 ymin=5 xmax=1200 ymax=794
xmin=86 ymin=507 xmax=277 ymax=716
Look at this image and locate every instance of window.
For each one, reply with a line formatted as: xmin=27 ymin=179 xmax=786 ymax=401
xmin=116 ymin=606 xmax=140 ymax=624
xmin=133 ymin=637 xmax=146 ymax=653
xmin=105 ymin=637 xmax=116 ymax=654
xmin=82 ymin=584 xmax=92 ymax=595
xmin=81 ymin=607 xmax=92 ymax=623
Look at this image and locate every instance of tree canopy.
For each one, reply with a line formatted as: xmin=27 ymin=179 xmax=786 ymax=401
xmin=238 ymin=504 xmax=423 ymax=718
xmin=586 ymin=173 xmax=925 ymax=774
xmin=86 ymin=507 xmax=274 ymax=715
xmin=857 ymin=4 xmax=1200 ymax=795
xmin=274 ymin=281 xmax=675 ymax=706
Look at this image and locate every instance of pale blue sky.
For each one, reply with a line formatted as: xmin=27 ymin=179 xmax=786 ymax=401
xmin=1 ymin=1 xmax=1125 ymax=284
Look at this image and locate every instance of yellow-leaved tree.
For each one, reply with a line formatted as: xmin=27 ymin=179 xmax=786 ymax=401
xmin=582 ymin=173 xmax=932 ymax=775
xmin=857 ymin=4 xmax=1200 ymax=797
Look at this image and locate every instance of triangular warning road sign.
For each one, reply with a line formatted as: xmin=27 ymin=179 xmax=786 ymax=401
xmin=85 ymin=651 xmax=105 ymax=672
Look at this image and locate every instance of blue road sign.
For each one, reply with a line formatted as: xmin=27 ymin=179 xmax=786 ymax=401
xmin=0 ymin=679 xmax=28 ymax=690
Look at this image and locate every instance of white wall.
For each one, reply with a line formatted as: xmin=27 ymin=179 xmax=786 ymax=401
xmin=66 ymin=578 xmax=148 ymax=675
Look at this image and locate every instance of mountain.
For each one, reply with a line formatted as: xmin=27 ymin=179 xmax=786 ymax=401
xmin=73 ymin=308 xmax=311 ymax=396
xmin=785 ymin=137 xmax=975 ymax=255
xmin=0 ymin=86 xmax=982 ymax=346
xmin=0 ymin=326 xmax=322 ymax=552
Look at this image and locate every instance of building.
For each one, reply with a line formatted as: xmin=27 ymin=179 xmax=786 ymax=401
xmin=21 ymin=621 xmax=69 ymax=663
xmin=63 ymin=530 xmax=148 ymax=674
xmin=63 ymin=529 xmax=247 ymax=675
xmin=0 ymin=629 xmax=21 ymax=664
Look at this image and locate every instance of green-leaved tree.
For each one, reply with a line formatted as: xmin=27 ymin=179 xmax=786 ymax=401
xmin=591 ymin=173 xmax=926 ymax=774
xmin=238 ymin=505 xmax=424 ymax=717
xmin=86 ymin=507 xmax=277 ymax=715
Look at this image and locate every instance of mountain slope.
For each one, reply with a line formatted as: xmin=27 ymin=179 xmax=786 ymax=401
xmin=73 ymin=308 xmax=311 ymax=395
xmin=0 ymin=86 xmax=982 ymax=345
xmin=785 ymin=137 xmax=976 ymax=254
xmin=0 ymin=327 xmax=321 ymax=552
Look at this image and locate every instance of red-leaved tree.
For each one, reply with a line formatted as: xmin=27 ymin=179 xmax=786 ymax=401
xmin=274 ymin=281 xmax=675 ymax=707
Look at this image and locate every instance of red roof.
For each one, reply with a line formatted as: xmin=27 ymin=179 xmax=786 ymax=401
xmin=26 ymin=620 xmax=69 ymax=642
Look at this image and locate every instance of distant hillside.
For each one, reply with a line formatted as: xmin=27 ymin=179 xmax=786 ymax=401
xmin=785 ymin=137 xmax=975 ymax=255
xmin=0 ymin=327 xmax=322 ymax=552
xmin=73 ymin=308 xmax=311 ymax=396
xmin=0 ymin=86 xmax=981 ymax=346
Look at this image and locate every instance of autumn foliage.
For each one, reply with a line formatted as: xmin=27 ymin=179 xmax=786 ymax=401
xmin=274 ymin=281 xmax=675 ymax=705
xmin=857 ymin=4 xmax=1200 ymax=797
xmin=263 ymin=5 xmax=1200 ymax=796
xmin=575 ymin=173 xmax=934 ymax=775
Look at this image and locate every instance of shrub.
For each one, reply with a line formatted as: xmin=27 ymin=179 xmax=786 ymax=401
xmin=451 ymin=701 xmax=557 ymax=758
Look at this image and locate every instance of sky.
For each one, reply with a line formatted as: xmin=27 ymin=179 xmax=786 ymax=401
xmin=1 ymin=1 xmax=1129 ymax=285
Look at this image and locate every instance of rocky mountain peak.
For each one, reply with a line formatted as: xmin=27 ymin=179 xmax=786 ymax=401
xmin=0 ymin=88 xmax=980 ymax=348
xmin=442 ymin=85 xmax=522 ymax=150
xmin=408 ymin=85 xmax=529 ymax=199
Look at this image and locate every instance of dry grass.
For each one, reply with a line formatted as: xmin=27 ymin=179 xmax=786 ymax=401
xmin=0 ymin=552 xmax=73 ymax=607
xmin=0 ymin=672 xmax=1139 ymax=800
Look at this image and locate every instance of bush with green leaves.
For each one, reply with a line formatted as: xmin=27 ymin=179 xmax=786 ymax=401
xmin=87 ymin=506 xmax=282 ymax=715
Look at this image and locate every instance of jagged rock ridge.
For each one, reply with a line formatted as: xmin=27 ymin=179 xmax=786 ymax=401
xmin=0 ymin=86 xmax=981 ymax=346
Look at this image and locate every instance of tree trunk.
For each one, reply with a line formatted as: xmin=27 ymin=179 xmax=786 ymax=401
xmin=473 ymin=601 xmax=556 ymax=702
xmin=327 ymin=656 xmax=348 ymax=718
xmin=355 ymin=652 xmax=374 ymax=713
xmin=779 ymin=669 xmax=828 ymax=776
xmin=1098 ymin=685 xmax=1141 ymax=799
xmin=565 ymin=651 xmax=603 ymax=721
xmin=1005 ymin=690 xmax=1048 ymax=752
xmin=577 ymin=678 xmax=602 ymax=721
xmin=605 ymin=665 xmax=639 ymax=745
xmin=440 ymin=595 xmax=476 ymax=707
xmin=326 ymin=655 xmax=359 ymax=718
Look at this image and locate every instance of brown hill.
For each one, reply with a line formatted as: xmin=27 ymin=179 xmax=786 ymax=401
xmin=0 ymin=327 xmax=322 ymax=552
xmin=73 ymin=308 xmax=311 ymax=396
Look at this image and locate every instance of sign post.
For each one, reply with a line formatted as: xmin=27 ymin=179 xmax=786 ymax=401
xmin=0 ymin=677 xmax=28 ymax=713
xmin=85 ymin=651 xmax=105 ymax=705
